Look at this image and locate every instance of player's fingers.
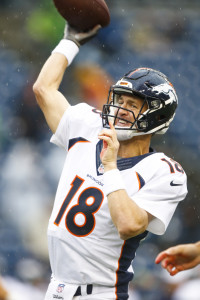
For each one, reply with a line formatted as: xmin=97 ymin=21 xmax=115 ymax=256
xmin=161 ymin=258 xmax=171 ymax=269
xmin=170 ymin=268 xmax=179 ymax=276
xmin=169 ymin=263 xmax=186 ymax=276
xmin=98 ymin=134 xmax=113 ymax=146
xmin=109 ymin=121 xmax=115 ymax=130
xmin=166 ymin=263 xmax=176 ymax=274
xmin=155 ymin=252 xmax=168 ymax=264
xmin=98 ymin=128 xmax=113 ymax=138
xmin=164 ymin=245 xmax=184 ymax=256
xmin=98 ymin=134 xmax=112 ymax=142
xmin=99 ymin=134 xmax=119 ymax=154
xmin=90 ymin=24 xmax=102 ymax=33
xmin=109 ymin=121 xmax=118 ymax=138
xmin=98 ymin=129 xmax=118 ymax=145
xmin=108 ymin=121 xmax=120 ymax=147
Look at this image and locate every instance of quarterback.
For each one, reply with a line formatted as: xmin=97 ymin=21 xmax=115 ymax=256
xmin=33 ymin=24 xmax=187 ymax=300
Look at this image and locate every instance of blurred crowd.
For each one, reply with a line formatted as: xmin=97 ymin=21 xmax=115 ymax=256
xmin=0 ymin=0 xmax=200 ymax=299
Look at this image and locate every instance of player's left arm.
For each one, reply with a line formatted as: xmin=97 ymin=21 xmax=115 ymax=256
xmin=106 ymin=189 xmax=154 ymax=240
xmin=98 ymin=122 xmax=154 ymax=240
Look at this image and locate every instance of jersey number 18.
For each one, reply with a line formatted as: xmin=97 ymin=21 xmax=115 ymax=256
xmin=54 ymin=176 xmax=104 ymax=237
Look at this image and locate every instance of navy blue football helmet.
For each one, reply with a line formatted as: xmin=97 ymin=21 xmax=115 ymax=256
xmin=102 ymin=68 xmax=178 ymax=139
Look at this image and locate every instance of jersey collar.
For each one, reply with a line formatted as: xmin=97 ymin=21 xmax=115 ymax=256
xmin=96 ymin=140 xmax=155 ymax=175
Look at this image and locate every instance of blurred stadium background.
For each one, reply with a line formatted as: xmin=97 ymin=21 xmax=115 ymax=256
xmin=0 ymin=0 xmax=200 ymax=299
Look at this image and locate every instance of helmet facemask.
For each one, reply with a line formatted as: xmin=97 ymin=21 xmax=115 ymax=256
xmin=102 ymin=89 xmax=149 ymax=141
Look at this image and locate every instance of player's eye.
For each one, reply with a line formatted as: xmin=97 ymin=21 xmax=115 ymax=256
xmin=114 ymin=95 xmax=123 ymax=104
xmin=131 ymin=103 xmax=137 ymax=108
xmin=128 ymin=101 xmax=138 ymax=109
xmin=118 ymin=100 xmax=124 ymax=105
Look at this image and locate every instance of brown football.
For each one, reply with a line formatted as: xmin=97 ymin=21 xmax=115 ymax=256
xmin=53 ymin=0 xmax=110 ymax=31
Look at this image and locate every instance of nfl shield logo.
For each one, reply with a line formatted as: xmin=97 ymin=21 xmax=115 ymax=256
xmin=98 ymin=163 xmax=104 ymax=174
xmin=56 ymin=284 xmax=65 ymax=293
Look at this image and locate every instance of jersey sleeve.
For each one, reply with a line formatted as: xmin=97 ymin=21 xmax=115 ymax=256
xmin=132 ymin=158 xmax=188 ymax=235
xmin=50 ymin=103 xmax=101 ymax=150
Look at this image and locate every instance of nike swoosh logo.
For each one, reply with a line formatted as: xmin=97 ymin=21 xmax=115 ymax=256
xmin=170 ymin=180 xmax=183 ymax=186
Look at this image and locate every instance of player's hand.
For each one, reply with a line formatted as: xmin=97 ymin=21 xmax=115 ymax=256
xmin=63 ymin=23 xmax=101 ymax=47
xmin=98 ymin=121 xmax=119 ymax=172
xmin=155 ymin=243 xmax=200 ymax=276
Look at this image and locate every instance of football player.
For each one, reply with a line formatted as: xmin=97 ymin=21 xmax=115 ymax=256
xmin=33 ymin=24 xmax=188 ymax=300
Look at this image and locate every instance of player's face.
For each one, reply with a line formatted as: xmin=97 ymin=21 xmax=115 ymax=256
xmin=113 ymin=94 xmax=147 ymax=127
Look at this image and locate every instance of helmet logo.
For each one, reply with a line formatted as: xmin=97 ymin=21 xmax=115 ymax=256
xmin=152 ymin=83 xmax=177 ymax=102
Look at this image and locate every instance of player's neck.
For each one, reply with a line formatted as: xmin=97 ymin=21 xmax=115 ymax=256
xmin=118 ymin=134 xmax=152 ymax=158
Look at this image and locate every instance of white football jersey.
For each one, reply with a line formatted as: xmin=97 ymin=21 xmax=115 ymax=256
xmin=48 ymin=103 xmax=187 ymax=295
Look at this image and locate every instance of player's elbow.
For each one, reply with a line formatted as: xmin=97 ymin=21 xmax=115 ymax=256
xmin=33 ymin=81 xmax=45 ymax=98
xmin=118 ymin=220 xmax=148 ymax=240
xmin=33 ymin=81 xmax=49 ymax=107
xmin=117 ymin=209 xmax=149 ymax=240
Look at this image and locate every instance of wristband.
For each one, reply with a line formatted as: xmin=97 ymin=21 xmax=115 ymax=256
xmin=103 ymin=169 xmax=126 ymax=196
xmin=52 ymin=39 xmax=79 ymax=66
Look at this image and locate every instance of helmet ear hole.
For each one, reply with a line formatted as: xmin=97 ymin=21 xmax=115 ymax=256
xmin=149 ymin=99 xmax=161 ymax=109
xmin=160 ymin=115 xmax=166 ymax=120
xmin=155 ymin=115 xmax=165 ymax=121
xmin=155 ymin=114 xmax=168 ymax=126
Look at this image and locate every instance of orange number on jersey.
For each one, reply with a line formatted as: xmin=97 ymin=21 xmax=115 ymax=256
xmin=54 ymin=176 xmax=104 ymax=237
xmin=161 ymin=158 xmax=184 ymax=174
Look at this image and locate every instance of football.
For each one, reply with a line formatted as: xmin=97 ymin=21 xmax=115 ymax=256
xmin=53 ymin=0 xmax=110 ymax=31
